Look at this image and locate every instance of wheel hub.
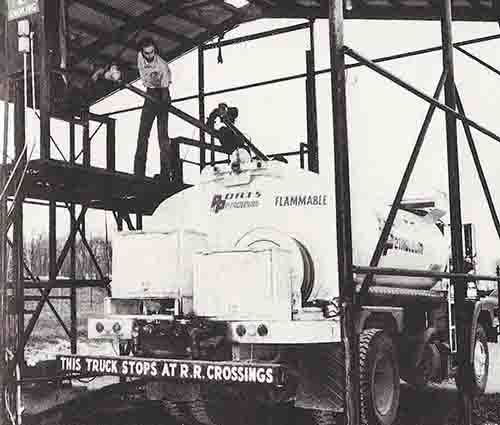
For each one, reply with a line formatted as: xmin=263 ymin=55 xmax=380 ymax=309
xmin=373 ymin=353 xmax=395 ymax=416
xmin=474 ymin=339 xmax=487 ymax=383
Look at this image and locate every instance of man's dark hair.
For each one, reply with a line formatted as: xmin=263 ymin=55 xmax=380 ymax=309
xmin=138 ymin=37 xmax=159 ymax=53
xmin=227 ymin=107 xmax=238 ymax=123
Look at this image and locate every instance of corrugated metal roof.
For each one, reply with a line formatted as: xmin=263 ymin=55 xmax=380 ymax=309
xmin=2 ymin=0 xmax=500 ymax=104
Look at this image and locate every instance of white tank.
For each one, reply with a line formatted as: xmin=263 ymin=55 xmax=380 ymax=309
xmin=146 ymin=158 xmax=449 ymax=301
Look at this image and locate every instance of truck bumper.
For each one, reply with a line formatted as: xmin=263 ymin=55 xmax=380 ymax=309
xmin=56 ymin=354 xmax=286 ymax=386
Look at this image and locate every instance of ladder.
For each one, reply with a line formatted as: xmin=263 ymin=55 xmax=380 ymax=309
xmin=447 ymin=280 xmax=457 ymax=353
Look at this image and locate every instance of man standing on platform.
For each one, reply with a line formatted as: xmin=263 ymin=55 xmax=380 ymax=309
xmin=134 ymin=37 xmax=175 ymax=180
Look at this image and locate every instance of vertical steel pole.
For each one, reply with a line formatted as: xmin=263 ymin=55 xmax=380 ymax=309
xmin=198 ymin=46 xmax=206 ymax=171
xmin=0 ymin=19 xmax=9 ymax=424
xmin=0 ymin=84 xmax=9 ymax=425
xmin=440 ymin=2 xmax=472 ymax=424
xmin=81 ymin=109 xmax=90 ymax=238
xmin=307 ymin=20 xmax=319 ymax=173
xmin=106 ymin=119 xmax=116 ymax=172
xmin=69 ymin=121 xmax=77 ymax=354
xmin=14 ymin=80 xmax=25 ymax=372
xmin=328 ymin=1 xmax=358 ymax=424
xmin=82 ymin=109 xmax=90 ymax=168
xmin=39 ymin=0 xmax=51 ymax=159
xmin=49 ymin=204 xmax=57 ymax=329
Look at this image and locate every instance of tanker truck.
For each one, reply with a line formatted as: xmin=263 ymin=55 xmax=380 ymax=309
xmin=57 ymin=150 xmax=499 ymax=425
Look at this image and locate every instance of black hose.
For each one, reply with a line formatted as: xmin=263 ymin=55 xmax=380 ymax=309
xmin=293 ymin=238 xmax=315 ymax=303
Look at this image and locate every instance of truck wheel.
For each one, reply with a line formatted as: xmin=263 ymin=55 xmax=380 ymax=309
xmin=472 ymin=324 xmax=489 ymax=394
xmin=360 ymin=329 xmax=400 ymax=425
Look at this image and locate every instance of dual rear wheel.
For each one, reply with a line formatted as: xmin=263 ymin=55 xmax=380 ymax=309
xmin=359 ymin=328 xmax=400 ymax=425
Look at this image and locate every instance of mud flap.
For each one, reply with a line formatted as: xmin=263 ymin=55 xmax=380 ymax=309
xmin=294 ymin=343 xmax=345 ymax=412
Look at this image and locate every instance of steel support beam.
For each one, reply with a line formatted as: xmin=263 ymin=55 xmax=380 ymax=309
xmin=203 ymin=22 xmax=309 ymax=49
xmin=354 ymin=265 xmax=500 ymax=282
xmin=0 ymin=82 xmax=9 ymax=425
xmin=106 ymin=119 xmax=116 ymax=172
xmin=82 ymin=109 xmax=91 ymax=167
xmin=344 ymin=47 xmax=500 ymax=145
xmin=199 ymin=46 xmax=206 ymax=171
xmin=328 ymin=1 xmax=358 ymax=425
xmin=70 ymin=121 xmax=77 ymax=354
xmin=13 ymin=80 xmax=25 ymax=372
xmin=454 ymin=45 xmax=500 ymax=78
xmin=39 ymin=0 xmax=54 ymax=159
xmin=306 ymin=49 xmax=319 ymax=172
xmin=5 ymin=236 xmax=71 ymax=341
xmin=101 ymin=33 xmax=500 ymax=119
xmin=440 ymin=2 xmax=472 ymax=423
xmin=455 ymin=90 xmax=500 ymax=241
xmin=23 ymin=279 xmax=110 ymax=290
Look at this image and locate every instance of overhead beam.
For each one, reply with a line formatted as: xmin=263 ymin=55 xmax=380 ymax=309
xmin=138 ymin=0 xmax=211 ymax=28
xmin=68 ymin=18 xmax=139 ymax=51
xmin=263 ymin=3 xmax=500 ymax=20
xmin=74 ymin=0 xmax=191 ymax=62
xmin=163 ymin=11 xmax=244 ymax=63
xmin=88 ymin=6 xmax=247 ymax=103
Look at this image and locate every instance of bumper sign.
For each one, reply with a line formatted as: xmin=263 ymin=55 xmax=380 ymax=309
xmin=57 ymin=355 xmax=285 ymax=386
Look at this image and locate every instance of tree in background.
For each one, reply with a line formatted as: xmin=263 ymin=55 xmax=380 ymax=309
xmin=23 ymin=233 xmax=112 ymax=279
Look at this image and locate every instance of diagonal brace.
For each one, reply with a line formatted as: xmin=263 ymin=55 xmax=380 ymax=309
xmin=359 ymin=70 xmax=447 ymax=302
xmin=344 ymin=46 xmax=500 ymax=146
xmin=455 ymin=88 xmax=500 ymax=240
xmin=55 ymin=207 xmax=88 ymax=275
xmin=73 ymin=217 xmax=106 ymax=281
xmin=454 ymin=45 xmax=500 ymax=79
xmin=5 ymin=238 xmax=71 ymax=339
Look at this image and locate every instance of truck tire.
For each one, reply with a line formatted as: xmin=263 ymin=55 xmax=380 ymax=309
xmin=472 ymin=324 xmax=489 ymax=394
xmin=360 ymin=329 xmax=400 ymax=425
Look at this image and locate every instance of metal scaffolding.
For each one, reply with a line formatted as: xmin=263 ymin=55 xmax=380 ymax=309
xmin=1 ymin=1 xmax=500 ymax=424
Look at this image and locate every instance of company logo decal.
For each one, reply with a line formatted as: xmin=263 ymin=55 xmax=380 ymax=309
xmin=384 ymin=235 xmax=424 ymax=255
xmin=211 ymin=192 xmax=262 ymax=214
xmin=274 ymin=194 xmax=327 ymax=207
xmin=377 ymin=217 xmax=424 ymax=255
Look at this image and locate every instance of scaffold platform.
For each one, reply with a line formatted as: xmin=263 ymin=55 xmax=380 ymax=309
xmin=10 ymin=159 xmax=188 ymax=215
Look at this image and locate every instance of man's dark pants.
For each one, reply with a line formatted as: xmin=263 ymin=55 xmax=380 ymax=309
xmin=134 ymin=87 xmax=175 ymax=178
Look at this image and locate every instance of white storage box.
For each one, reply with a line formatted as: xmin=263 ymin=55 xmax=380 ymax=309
xmin=111 ymin=229 xmax=207 ymax=300
xmin=193 ymin=248 xmax=294 ymax=321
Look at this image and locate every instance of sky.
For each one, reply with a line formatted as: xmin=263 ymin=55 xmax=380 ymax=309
xmin=2 ymin=16 xmax=500 ymax=275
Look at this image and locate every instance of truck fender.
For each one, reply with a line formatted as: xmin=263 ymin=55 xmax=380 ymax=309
xmin=355 ymin=306 xmax=404 ymax=335
xmin=472 ymin=300 xmax=496 ymax=347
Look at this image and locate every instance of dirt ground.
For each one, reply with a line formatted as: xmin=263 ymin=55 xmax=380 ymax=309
xmin=21 ymin=319 xmax=500 ymax=424
xmin=395 ymin=343 xmax=500 ymax=424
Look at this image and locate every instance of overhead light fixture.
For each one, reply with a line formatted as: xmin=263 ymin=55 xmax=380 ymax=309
xmin=224 ymin=0 xmax=249 ymax=7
